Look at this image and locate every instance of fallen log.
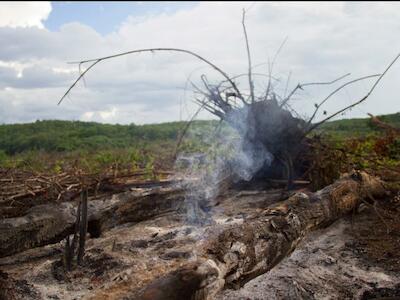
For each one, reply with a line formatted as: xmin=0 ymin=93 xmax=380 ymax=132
xmin=0 ymin=186 xmax=184 ymax=258
xmin=0 ymin=203 xmax=76 ymax=259
xmin=135 ymin=171 xmax=387 ymax=300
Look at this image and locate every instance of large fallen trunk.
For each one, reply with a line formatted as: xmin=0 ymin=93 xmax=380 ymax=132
xmin=135 ymin=172 xmax=386 ymax=300
xmin=0 ymin=186 xmax=184 ymax=258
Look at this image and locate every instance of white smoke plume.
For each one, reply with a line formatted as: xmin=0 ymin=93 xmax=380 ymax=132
xmin=175 ymin=108 xmax=273 ymax=224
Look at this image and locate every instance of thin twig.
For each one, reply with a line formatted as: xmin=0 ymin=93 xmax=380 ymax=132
xmin=264 ymin=36 xmax=288 ymax=101
xmin=174 ymin=104 xmax=206 ymax=159
xmin=280 ymin=73 xmax=351 ymax=108
xmin=283 ymin=71 xmax=292 ymax=99
xmin=242 ymin=9 xmax=255 ymax=104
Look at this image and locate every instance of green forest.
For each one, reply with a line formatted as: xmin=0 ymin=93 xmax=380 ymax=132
xmin=1 ymin=113 xmax=399 ymax=155
xmin=0 ymin=120 xmax=209 ymax=154
xmin=0 ymin=113 xmax=399 ymax=173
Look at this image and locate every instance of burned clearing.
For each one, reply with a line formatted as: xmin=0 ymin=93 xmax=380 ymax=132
xmin=1 ymin=170 xmax=400 ymax=299
xmin=1 ymin=9 xmax=400 ymax=300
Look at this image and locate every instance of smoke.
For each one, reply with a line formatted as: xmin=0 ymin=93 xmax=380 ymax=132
xmin=224 ymin=105 xmax=273 ymax=182
xmin=175 ymin=107 xmax=273 ymax=224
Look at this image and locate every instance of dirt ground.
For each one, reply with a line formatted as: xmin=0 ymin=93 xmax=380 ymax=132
xmin=218 ymin=195 xmax=400 ymax=300
xmin=349 ymin=194 xmax=400 ymax=274
xmin=1 ymin=187 xmax=400 ymax=300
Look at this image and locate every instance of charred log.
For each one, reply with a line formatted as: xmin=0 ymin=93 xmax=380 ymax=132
xmin=0 ymin=187 xmax=185 ymax=258
xmin=134 ymin=172 xmax=386 ymax=299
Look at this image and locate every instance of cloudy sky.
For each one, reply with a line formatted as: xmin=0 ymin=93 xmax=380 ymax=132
xmin=1 ymin=1 xmax=399 ymax=125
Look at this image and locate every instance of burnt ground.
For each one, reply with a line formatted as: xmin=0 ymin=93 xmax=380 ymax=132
xmin=1 ymin=188 xmax=400 ymax=299
xmin=218 ymin=194 xmax=400 ymax=300
xmin=348 ymin=195 xmax=400 ymax=275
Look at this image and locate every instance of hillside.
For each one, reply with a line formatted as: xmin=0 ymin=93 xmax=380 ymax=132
xmin=0 ymin=119 xmax=219 ymax=155
xmin=0 ymin=113 xmax=399 ymax=155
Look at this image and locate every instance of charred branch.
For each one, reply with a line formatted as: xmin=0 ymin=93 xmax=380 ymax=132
xmin=77 ymin=189 xmax=88 ymax=265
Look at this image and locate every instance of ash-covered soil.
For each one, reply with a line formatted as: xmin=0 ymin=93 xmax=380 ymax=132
xmin=1 ymin=188 xmax=400 ymax=300
xmin=218 ymin=197 xmax=400 ymax=300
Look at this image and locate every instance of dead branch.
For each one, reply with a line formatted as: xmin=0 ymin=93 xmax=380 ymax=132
xmin=280 ymin=72 xmax=351 ymax=108
xmin=264 ymin=37 xmax=288 ymax=101
xmin=309 ymin=52 xmax=400 ymax=132
xmin=71 ymin=199 xmax=81 ymax=257
xmin=306 ymin=74 xmax=381 ymax=127
xmin=242 ymin=9 xmax=255 ymax=104
xmin=63 ymin=235 xmax=72 ymax=271
xmin=174 ymin=103 xmax=206 ymax=159
xmin=77 ymin=189 xmax=88 ymax=265
xmin=58 ymin=48 xmax=247 ymax=106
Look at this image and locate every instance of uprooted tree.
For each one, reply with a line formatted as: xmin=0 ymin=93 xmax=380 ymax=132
xmin=58 ymin=11 xmax=399 ymax=190
xmin=1 ymin=13 xmax=398 ymax=299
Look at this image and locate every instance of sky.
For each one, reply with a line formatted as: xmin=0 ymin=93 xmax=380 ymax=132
xmin=0 ymin=1 xmax=399 ymax=125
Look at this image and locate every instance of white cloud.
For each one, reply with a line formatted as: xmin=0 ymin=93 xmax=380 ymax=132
xmin=0 ymin=2 xmax=51 ymax=28
xmin=0 ymin=2 xmax=400 ymax=125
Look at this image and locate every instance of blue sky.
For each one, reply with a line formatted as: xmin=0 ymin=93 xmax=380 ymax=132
xmin=0 ymin=2 xmax=399 ymax=124
xmin=45 ymin=2 xmax=197 ymax=34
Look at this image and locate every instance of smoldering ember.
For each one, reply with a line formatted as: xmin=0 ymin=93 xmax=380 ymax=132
xmin=1 ymin=3 xmax=400 ymax=300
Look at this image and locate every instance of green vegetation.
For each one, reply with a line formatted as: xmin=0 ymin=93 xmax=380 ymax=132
xmin=311 ymin=112 xmax=400 ymax=188
xmin=318 ymin=112 xmax=400 ymax=139
xmin=0 ymin=119 xmax=218 ymax=173
xmin=0 ymin=120 xmax=202 ymax=154
xmin=0 ymin=113 xmax=399 ymax=174
xmin=2 ymin=113 xmax=399 ymax=155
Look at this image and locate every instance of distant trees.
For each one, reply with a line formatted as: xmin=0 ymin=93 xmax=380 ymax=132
xmin=0 ymin=119 xmax=201 ymax=154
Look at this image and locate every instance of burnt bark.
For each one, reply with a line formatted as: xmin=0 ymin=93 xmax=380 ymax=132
xmin=0 ymin=187 xmax=184 ymax=258
xmin=77 ymin=189 xmax=88 ymax=265
xmin=135 ymin=172 xmax=386 ymax=300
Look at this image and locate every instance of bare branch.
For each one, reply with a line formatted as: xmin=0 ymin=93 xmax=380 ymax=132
xmin=200 ymin=75 xmax=233 ymax=113
xmin=174 ymin=103 xmax=206 ymax=158
xmin=299 ymin=73 xmax=351 ymax=88
xmin=194 ymin=97 xmax=224 ymax=118
xmin=59 ymin=48 xmax=246 ymax=105
xmin=219 ymin=72 xmax=279 ymax=89
xmin=308 ymin=52 xmax=400 ymax=132
xmin=283 ymin=71 xmax=292 ymax=99
xmin=264 ymin=36 xmax=288 ymax=101
xmin=307 ymin=74 xmax=381 ymax=126
xmin=191 ymin=79 xmax=230 ymax=114
xmin=280 ymin=72 xmax=351 ymax=108
xmin=78 ymin=63 xmax=87 ymax=87
xmin=58 ymin=60 xmax=100 ymax=105
xmin=275 ymin=94 xmax=302 ymax=119
xmin=264 ymin=57 xmax=273 ymax=101
xmin=242 ymin=9 xmax=255 ymax=104
xmin=270 ymin=36 xmax=288 ymax=72
xmin=180 ymin=65 xmax=209 ymax=117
